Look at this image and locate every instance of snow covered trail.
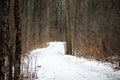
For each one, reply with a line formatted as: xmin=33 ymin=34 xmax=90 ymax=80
xmin=29 ymin=42 xmax=120 ymax=80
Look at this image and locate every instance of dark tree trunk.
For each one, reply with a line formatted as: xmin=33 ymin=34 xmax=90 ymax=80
xmin=0 ymin=1 xmax=5 ymax=79
xmin=0 ymin=0 xmax=10 ymax=80
xmin=14 ymin=0 xmax=22 ymax=79
xmin=66 ymin=0 xmax=72 ymax=55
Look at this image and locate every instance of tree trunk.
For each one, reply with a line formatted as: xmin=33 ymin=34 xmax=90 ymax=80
xmin=66 ymin=0 xmax=72 ymax=55
xmin=46 ymin=6 xmax=50 ymax=42
xmin=73 ymin=0 xmax=79 ymax=56
xmin=14 ymin=0 xmax=22 ymax=79
xmin=0 ymin=0 xmax=10 ymax=79
xmin=0 ymin=1 xmax=5 ymax=79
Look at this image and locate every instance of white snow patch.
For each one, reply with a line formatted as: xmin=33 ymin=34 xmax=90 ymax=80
xmin=26 ymin=42 xmax=120 ymax=80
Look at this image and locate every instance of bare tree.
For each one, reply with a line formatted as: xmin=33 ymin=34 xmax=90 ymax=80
xmin=14 ymin=0 xmax=22 ymax=79
xmin=66 ymin=0 xmax=72 ymax=55
xmin=0 ymin=0 xmax=10 ymax=80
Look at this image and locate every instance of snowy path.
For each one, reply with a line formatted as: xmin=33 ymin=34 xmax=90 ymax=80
xmin=29 ymin=42 xmax=120 ymax=80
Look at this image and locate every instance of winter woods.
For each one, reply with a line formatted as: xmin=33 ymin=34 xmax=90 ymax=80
xmin=0 ymin=0 xmax=120 ymax=80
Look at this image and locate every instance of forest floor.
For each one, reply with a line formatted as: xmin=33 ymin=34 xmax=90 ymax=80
xmin=24 ymin=42 xmax=120 ymax=80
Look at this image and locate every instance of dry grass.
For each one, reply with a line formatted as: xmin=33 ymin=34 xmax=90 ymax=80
xmin=21 ymin=54 xmax=38 ymax=80
xmin=78 ymin=37 xmax=106 ymax=60
xmin=89 ymin=40 xmax=105 ymax=61
xmin=79 ymin=37 xmax=89 ymax=57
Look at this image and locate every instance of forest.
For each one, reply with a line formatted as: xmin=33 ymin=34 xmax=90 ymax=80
xmin=0 ymin=0 xmax=120 ymax=80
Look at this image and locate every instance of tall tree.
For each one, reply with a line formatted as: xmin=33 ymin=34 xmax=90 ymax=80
xmin=46 ymin=4 xmax=50 ymax=42
xmin=14 ymin=0 xmax=22 ymax=79
xmin=0 ymin=0 xmax=5 ymax=79
xmin=0 ymin=0 xmax=10 ymax=79
xmin=73 ymin=0 xmax=79 ymax=56
xmin=66 ymin=0 xmax=72 ymax=55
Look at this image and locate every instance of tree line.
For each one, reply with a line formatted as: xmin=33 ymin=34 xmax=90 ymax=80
xmin=0 ymin=0 xmax=120 ymax=80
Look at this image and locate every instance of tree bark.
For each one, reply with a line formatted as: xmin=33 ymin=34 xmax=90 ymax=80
xmin=46 ymin=6 xmax=50 ymax=42
xmin=0 ymin=0 xmax=10 ymax=79
xmin=66 ymin=0 xmax=72 ymax=55
xmin=0 ymin=0 xmax=5 ymax=79
xmin=14 ymin=0 xmax=22 ymax=79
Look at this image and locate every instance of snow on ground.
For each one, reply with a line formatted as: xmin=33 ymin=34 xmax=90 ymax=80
xmin=28 ymin=42 xmax=120 ymax=80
